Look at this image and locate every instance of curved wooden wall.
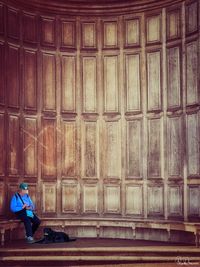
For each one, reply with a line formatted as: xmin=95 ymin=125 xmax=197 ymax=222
xmin=0 ymin=0 xmax=199 ymax=238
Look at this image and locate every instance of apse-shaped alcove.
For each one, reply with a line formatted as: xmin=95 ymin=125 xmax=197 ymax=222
xmin=0 ymin=0 xmax=199 ymax=243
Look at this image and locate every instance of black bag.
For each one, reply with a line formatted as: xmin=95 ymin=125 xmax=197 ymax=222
xmin=36 ymin=227 xmax=76 ymax=244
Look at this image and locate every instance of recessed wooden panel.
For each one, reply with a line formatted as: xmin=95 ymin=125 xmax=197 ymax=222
xmin=61 ymin=121 xmax=76 ymax=177
xmin=7 ymin=7 xmax=19 ymax=39
xmin=125 ymin=185 xmax=143 ymax=215
xmin=0 ymin=4 xmax=4 ymax=35
xmin=42 ymin=119 xmax=57 ymax=177
xmin=168 ymin=185 xmax=182 ymax=216
xmin=147 ymin=51 xmax=162 ymax=111
xmin=167 ymin=116 xmax=183 ymax=178
xmin=0 ymin=182 xmax=5 ymax=215
xmin=146 ymin=14 xmax=161 ymax=44
xmin=8 ymin=115 xmax=20 ymax=175
xmin=82 ymin=121 xmax=98 ymax=178
xmin=7 ymin=45 xmax=20 ymax=108
xmin=103 ymin=21 xmax=118 ymax=48
xmin=61 ymin=55 xmax=76 ymax=113
xmin=186 ymin=1 xmax=198 ymax=34
xmin=42 ymin=183 xmax=56 ymax=213
xmin=81 ymin=22 xmax=96 ymax=48
xmin=60 ymin=20 xmax=75 ymax=48
xmin=167 ymin=46 xmax=181 ymax=109
xmin=0 ymin=114 xmax=5 ymax=175
xmin=28 ymin=184 xmax=37 ymax=208
xmin=24 ymin=49 xmax=37 ymax=110
xmin=126 ymin=120 xmax=142 ymax=178
xmin=103 ymin=55 xmax=119 ymax=113
xmin=42 ymin=53 xmax=56 ymax=111
xmin=187 ymin=113 xmax=200 ymax=177
xmin=0 ymin=42 xmax=5 ymax=105
xmin=186 ymin=41 xmax=198 ymax=106
xmin=188 ymin=186 xmax=199 ymax=216
xmin=147 ymin=186 xmax=164 ymax=216
xmin=23 ymin=12 xmax=37 ymax=43
xmin=125 ymin=18 xmax=140 ymax=47
xmin=104 ymin=185 xmax=120 ymax=214
xmin=82 ymin=56 xmax=97 ymax=113
xmin=147 ymin=118 xmax=162 ymax=179
xmin=62 ymin=183 xmax=78 ymax=213
xmin=23 ymin=117 xmax=37 ymax=176
xmin=105 ymin=121 xmax=121 ymax=178
xmin=167 ymin=9 xmax=181 ymax=40
xmin=125 ymin=53 xmax=141 ymax=112
xmin=41 ymin=17 xmax=55 ymax=46
xmin=83 ymin=184 xmax=98 ymax=213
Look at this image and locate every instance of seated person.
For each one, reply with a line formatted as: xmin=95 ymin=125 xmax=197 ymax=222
xmin=10 ymin=182 xmax=41 ymax=243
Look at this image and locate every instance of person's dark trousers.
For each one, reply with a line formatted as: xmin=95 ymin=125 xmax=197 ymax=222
xmin=17 ymin=212 xmax=41 ymax=237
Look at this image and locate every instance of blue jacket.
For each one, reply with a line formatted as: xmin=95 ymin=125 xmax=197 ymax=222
xmin=10 ymin=193 xmax=35 ymax=213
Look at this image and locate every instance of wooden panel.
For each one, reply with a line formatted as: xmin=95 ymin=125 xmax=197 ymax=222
xmin=167 ymin=116 xmax=183 ymax=178
xmin=24 ymin=49 xmax=37 ymax=110
xmin=126 ymin=119 xmax=142 ymax=178
xmin=61 ymin=121 xmax=76 ymax=177
xmin=61 ymin=55 xmax=76 ymax=113
xmin=167 ymin=46 xmax=181 ymax=109
xmin=0 ymin=42 xmax=5 ymax=105
xmin=23 ymin=117 xmax=37 ymax=176
xmin=42 ymin=183 xmax=56 ymax=213
xmin=103 ymin=55 xmax=119 ymax=113
xmin=187 ymin=113 xmax=200 ymax=177
xmin=42 ymin=119 xmax=57 ymax=177
xmin=42 ymin=53 xmax=56 ymax=111
xmin=0 ymin=182 xmax=5 ymax=215
xmin=60 ymin=20 xmax=75 ymax=48
xmin=188 ymin=186 xmax=199 ymax=216
xmin=168 ymin=185 xmax=182 ymax=216
xmin=0 ymin=114 xmax=5 ymax=175
xmin=147 ymin=51 xmax=162 ymax=111
xmin=125 ymin=53 xmax=141 ymax=112
xmin=82 ymin=121 xmax=98 ymax=178
xmin=8 ymin=115 xmax=20 ymax=175
xmin=27 ymin=184 xmax=37 ymax=208
xmin=23 ymin=12 xmax=37 ymax=43
xmin=186 ymin=41 xmax=198 ymax=106
xmin=82 ymin=56 xmax=97 ymax=113
xmin=62 ymin=183 xmax=78 ymax=213
xmin=166 ymin=9 xmax=181 ymax=40
xmin=7 ymin=7 xmax=19 ymax=39
xmin=147 ymin=185 xmax=164 ymax=216
xmin=186 ymin=1 xmax=198 ymax=34
xmin=41 ymin=17 xmax=55 ymax=46
xmin=0 ymin=4 xmax=4 ymax=35
xmin=105 ymin=121 xmax=121 ymax=178
xmin=83 ymin=184 xmax=98 ymax=213
xmin=124 ymin=18 xmax=140 ymax=47
xmin=103 ymin=21 xmax=118 ymax=48
xmin=81 ymin=22 xmax=96 ymax=49
xmin=147 ymin=118 xmax=162 ymax=179
xmin=7 ymin=45 xmax=20 ymax=108
xmin=146 ymin=14 xmax=161 ymax=44
xmin=104 ymin=185 xmax=120 ymax=214
xmin=125 ymin=184 xmax=143 ymax=215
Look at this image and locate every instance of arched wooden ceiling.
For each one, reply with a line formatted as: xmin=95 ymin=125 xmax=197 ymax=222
xmin=4 ymin=0 xmax=184 ymax=15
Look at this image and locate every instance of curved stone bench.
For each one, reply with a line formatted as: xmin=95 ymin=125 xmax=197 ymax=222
xmin=40 ymin=218 xmax=200 ymax=247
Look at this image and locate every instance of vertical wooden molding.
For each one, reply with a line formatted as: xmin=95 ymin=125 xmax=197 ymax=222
xmin=162 ymin=8 xmax=168 ymax=220
xmin=182 ymin=2 xmax=187 ymax=221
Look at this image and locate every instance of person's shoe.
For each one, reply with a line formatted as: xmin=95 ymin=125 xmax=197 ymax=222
xmin=26 ymin=236 xmax=35 ymax=244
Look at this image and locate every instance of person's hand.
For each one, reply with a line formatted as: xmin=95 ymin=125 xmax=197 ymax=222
xmin=22 ymin=204 xmax=28 ymax=209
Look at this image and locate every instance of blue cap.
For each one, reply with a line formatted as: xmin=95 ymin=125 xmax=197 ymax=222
xmin=19 ymin=183 xmax=28 ymax=190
